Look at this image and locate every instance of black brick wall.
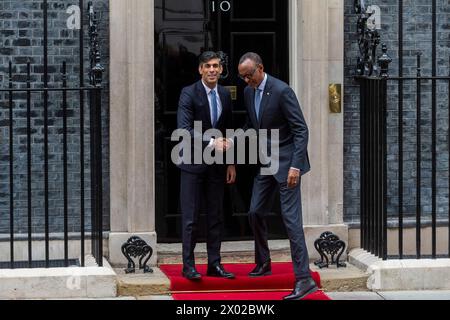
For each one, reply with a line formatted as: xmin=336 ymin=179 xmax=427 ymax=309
xmin=344 ymin=0 xmax=450 ymax=225
xmin=0 ymin=0 xmax=110 ymax=234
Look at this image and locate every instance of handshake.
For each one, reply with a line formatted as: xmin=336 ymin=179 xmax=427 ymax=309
xmin=213 ymin=137 xmax=233 ymax=152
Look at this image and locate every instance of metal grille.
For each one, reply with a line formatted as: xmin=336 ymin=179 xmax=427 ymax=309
xmin=355 ymin=0 xmax=450 ymax=259
xmin=0 ymin=0 xmax=104 ymax=269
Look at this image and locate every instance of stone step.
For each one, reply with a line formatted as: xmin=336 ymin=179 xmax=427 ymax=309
xmin=310 ymin=263 xmax=369 ymax=292
xmin=0 ymin=256 xmax=117 ymax=299
xmin=115 ymin=263 xmax=369 ymax=298
xmin=115 ymin=267 xmax=171 ymax=297
xmin=349 ymin=248 xmax=450 ymax=291
xmin=115 ymin=241 xmax=369 ymax=298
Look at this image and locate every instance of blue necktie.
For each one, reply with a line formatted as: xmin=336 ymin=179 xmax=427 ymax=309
xmin=211 ymin=89 xmax=218 ymax=127
xmin=254 ymin=88 xmax=262 ymax=121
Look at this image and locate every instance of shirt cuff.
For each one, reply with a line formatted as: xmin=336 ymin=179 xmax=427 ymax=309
xmin=208 ymin=138 xmax=215 ymax=148
xmin=290 ymin=167 xmax=300 ymax=172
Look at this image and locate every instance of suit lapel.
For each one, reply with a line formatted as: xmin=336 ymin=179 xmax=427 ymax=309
xmin=258 ymin=76 xmax=272 ymax=127
xmin=196 ymin=81 xmax=212 ymax=127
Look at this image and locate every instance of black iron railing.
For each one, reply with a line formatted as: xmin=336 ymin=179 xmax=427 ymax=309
xmin=358 ymin=74 xmax=388 ymax=260
xmin=0 ymin=0 xmax=103 ymax=268
xmin=87 ymin=0 xmax=105 ymax=268
xmin=355 ymin=0 xmax=450 ymax=260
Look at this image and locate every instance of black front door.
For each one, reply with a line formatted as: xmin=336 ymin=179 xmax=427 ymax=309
xmin=155 ymin=0 xmax=289 ymax=242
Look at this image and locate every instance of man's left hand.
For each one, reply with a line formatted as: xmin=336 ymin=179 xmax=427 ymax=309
xmin=226 ymin=165 xmax=236 ymax=184
xmin=287 ymin=168 xmax=300 ymax=188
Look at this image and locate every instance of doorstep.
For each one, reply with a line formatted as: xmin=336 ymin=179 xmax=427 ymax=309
xmin=115 ymin=240 xmax=369 ymax=297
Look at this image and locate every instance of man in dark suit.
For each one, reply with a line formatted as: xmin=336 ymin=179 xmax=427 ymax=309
xmin=177 ymin=51 xmax=236 ymax=281
xmin=237 ymin=52 xmax=318 ymax=299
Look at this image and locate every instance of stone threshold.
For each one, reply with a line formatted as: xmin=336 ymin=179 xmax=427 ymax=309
xmin=157 ymin=240 xmax=292 ymax=264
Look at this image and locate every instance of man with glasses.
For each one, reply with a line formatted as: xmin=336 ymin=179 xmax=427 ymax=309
xmin=177 ymin=51 xmax=236 ymax=281
xmin=237 ymin=52 xmax=317 ymax=300
xmin=239 ymin=66 xmax=258 ymax=82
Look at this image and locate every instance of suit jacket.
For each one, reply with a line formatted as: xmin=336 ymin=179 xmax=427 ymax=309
xmin=177 ymin=80 xmax=233 ymax=174
xmin=243 ymin=74 xmax=310 ymax=182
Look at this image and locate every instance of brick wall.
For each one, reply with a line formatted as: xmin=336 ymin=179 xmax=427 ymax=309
xmin=344 ymin=0 xmax=450 ymax=225
xmin=3 ymin=0 xmax=449 ymax=233
xmin=0 ymin=0 xmax=110 ymax=234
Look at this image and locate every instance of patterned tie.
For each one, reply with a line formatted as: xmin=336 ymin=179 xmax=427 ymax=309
xmin=211 ymin=89 xmax=218 ymax=127
xmin=254 ymin=88 xmax=262 ymax=121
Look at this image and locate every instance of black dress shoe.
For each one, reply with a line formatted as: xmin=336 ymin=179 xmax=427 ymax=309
xmin=248 ymin=260 xmax=271 ymax=277
xmin=206 ymin=264 xmax=235 ymax=279
xmin=283 ymin=277 xmax=318 ymax=300
xmin=182 ymin=267 xmax=202 ymax=281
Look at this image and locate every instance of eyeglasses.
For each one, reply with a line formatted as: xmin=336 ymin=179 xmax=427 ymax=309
xmin=238 ymin=65 xmax=259 ymax=81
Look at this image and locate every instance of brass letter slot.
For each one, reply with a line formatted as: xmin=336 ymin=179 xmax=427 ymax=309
xmin=225 ymin=86 xmax=237 ymax=101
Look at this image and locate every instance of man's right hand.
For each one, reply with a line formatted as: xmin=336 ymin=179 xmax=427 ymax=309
xmin=214 ymin=138 xmax=232 ymax=152
xmin=213 ymin=138 xmax=226 ymax=152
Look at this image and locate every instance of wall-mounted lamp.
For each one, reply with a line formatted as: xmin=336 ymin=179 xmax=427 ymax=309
xmin=329 ymin=84 xmax=342 ymax=113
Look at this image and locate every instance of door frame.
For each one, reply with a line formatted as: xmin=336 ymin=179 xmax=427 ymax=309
xmin=109 ymin=0 xmax=302 ymax=245
xmin=154 ymin=0 xmax=296 ymax=242
xmin=108 ymin=0 xmax=347 ymax=261
xmin=289 ymin=0 xmax=300 ymax=96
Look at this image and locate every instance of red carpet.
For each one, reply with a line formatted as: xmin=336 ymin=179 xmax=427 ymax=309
xmin=159 ymin=262 xmax=331 ymax=300
xmin=172 ymin=291 xmax=329 ymax=300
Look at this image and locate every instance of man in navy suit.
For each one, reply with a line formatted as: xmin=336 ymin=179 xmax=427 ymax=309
xmin=237 ymin=52 xmax=318 ymax=299
xmin=177 ymin=51 xmax=236 ymax=281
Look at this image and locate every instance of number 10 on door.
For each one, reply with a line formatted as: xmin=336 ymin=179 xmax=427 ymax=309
xmin=211 ymin=1 xmax=231 ymax=13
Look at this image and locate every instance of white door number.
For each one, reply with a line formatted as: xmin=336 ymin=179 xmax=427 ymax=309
xmin=211 ymin=1 xmax=231 ymax=12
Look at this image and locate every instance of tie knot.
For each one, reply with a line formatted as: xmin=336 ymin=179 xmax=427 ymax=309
xmin=211 ymin=89 xmax=216 ymax=96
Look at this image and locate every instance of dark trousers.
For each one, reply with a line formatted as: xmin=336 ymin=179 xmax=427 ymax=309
xmin=180 ymin=167 xmax=225 ymax=268
xmin=249 ymin=174 xmax=310 ymax=280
